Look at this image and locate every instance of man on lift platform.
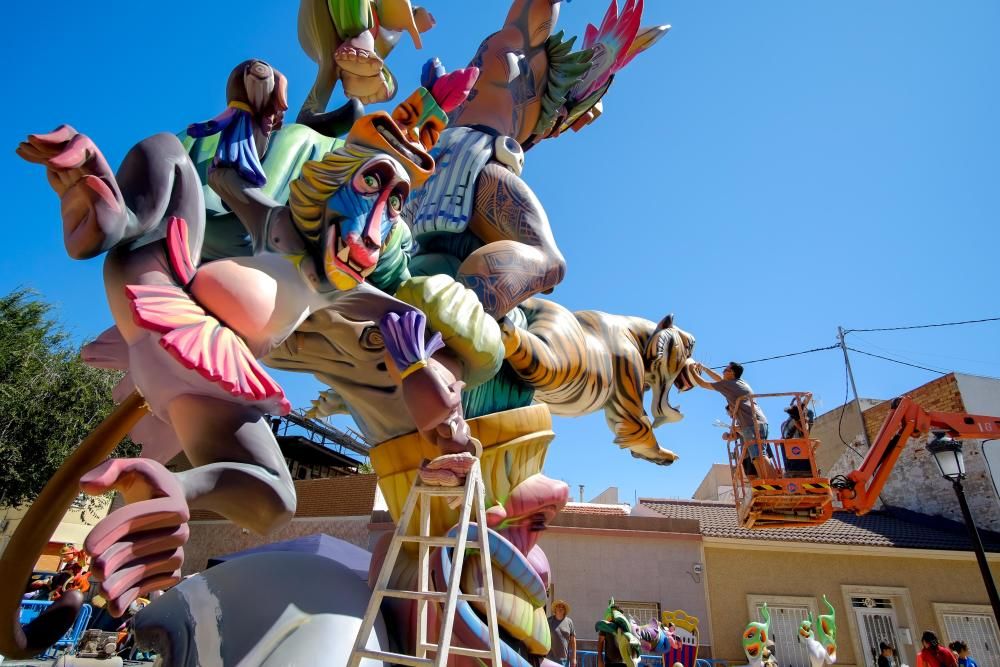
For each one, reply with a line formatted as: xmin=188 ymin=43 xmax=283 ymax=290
xmin=691 ymin=361 xmax=773 ymax=477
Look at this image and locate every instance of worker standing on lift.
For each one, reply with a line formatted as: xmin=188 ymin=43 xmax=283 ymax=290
xmin=691 ymin=361 xmax=772 ymax=476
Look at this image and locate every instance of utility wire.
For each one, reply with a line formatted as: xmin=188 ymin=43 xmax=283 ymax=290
xmin=845 ymin=316 xmax=1000 ymax=334
xmin=709 ymin=345 xmax=838 ymax=370
xmin=846 ymin=347 xmax=949 ymax=375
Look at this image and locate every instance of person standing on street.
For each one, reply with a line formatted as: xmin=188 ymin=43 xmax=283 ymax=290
xmin=548 ymin=599 xmax=577 ymax=667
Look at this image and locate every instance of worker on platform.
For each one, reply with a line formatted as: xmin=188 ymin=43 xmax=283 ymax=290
xmin=691 ymin=361 xmax=773 ymax=478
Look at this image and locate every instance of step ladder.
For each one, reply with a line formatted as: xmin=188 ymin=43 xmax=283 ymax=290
xmin=348 ymin=458 xmax=502 ymax=667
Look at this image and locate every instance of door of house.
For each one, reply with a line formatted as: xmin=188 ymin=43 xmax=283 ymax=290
xmin=943 ymin=611 xmax=1000 ymax=667
xmin=755 ymin=603 xmax=812 ymax=667
xmin=853 ymin=597 xmax=902 ymax=667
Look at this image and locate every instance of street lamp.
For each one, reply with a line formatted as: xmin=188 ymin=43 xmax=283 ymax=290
xmin=927 ymin=433 xmax=1000 ymax=623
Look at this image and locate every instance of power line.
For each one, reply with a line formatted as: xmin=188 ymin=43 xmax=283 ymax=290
xmin=845 ymin=316 xmax=1000 ymax=334
xmin=846 ymin=347 xmax=949 ymax=375
xmin=709 ymin=345 xmax=838 ymax=370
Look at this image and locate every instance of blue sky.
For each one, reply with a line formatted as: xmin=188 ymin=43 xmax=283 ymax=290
xmin=2 ymin=1 xmax=999 ymax=502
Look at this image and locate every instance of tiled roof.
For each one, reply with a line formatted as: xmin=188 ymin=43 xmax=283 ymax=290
xmin=639 ymin=498 xmax=1000 ymax=552
xmin=560 ymin=502 xmax=631 ymax=516
xmin=190 ymin=474 xmax=378 ymax=521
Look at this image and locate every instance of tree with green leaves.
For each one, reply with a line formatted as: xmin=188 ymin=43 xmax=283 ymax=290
xmin=0 ymin=288 xmax=138 ymax=508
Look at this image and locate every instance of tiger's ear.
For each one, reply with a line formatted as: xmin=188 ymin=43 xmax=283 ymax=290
xmin=657 ymin=314 xmax=675 ymax=331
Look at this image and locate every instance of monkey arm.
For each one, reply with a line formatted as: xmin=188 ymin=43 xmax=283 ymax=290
xmin=207 ymin=166 xmax=283 ymax=249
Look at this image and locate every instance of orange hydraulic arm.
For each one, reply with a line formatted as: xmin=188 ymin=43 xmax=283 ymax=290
xmin=836 ymin=396 xmax=1000 ymax=515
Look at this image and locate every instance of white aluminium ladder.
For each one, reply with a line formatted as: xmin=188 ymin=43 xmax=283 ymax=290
xmin=348 ymin=458 xmax=502 ymax=667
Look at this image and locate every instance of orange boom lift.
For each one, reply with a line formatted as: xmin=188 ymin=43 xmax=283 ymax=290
xmin=727 ymin=393 xmax=1000 ymax=529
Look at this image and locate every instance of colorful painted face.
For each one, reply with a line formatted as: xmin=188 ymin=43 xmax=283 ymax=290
xmin=322 ymin=156 xmax=409 ymax=290
xmin=390 ymin=87 xmax=450 ymax=152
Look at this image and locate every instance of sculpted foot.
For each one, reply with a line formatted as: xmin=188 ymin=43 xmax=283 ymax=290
xmin=627 ymin=443 xmax=678 ymax=466
xmin=340 ymin=69 xmax=393 ymax=104
xmin=335 ymin=32 xmax=384 ymax=77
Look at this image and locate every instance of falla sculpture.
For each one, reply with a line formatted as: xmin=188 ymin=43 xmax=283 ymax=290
xmin=800 ymin=596 xmax=838 ymax=667
xmin=0 ymin=1 xmax=685 ymax=664
xmin=743 ymin=605 xmax=776 ymax=667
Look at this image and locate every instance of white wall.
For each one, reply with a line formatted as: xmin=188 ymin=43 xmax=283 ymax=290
xmin=538 ymin=529 xmax=711 ymax=647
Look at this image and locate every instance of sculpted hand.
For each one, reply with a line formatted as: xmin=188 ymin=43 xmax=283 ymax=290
xmin=82 ymin=458 xmax=189 ymax=617
xmin=16 ymin=125 xmax=127 ymax=259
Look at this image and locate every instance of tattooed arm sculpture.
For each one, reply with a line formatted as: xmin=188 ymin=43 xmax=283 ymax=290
xmin=499 ymin=299 xmax=696 ymax=465
xmin=407 ymin=0 xmax=669 ymax=318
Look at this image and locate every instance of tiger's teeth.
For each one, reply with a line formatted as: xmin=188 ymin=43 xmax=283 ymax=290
xmin=337 ymin=243 xmax=350 ymax=263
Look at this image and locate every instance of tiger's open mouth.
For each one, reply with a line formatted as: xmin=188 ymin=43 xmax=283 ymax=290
xmin=653 ymin=358 xmax=697 ymax=427
xmin=674 ymin=358 xmax=696 ymax=392
xmin=746 ymin=644 xmax=761 ymax=658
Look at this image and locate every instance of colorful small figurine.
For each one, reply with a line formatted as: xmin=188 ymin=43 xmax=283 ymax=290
xmin=597 ymin=599 xmax=642 ymax=667
xmin=298 ymin=0 xmax=436 ymax=135
xmin=743 ymin=604 xmax=773 ymax=667
xmin=187 ymin=59 xmax=289 ymax=187
xmin=800 ymin=596 xmax=837 ymax=667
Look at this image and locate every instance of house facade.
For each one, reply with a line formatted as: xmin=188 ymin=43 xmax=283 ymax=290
xmin=635 ymin=498 xmax=1000 ymax=667
xmin=657 ymin=372 xmax=1000 ymax=667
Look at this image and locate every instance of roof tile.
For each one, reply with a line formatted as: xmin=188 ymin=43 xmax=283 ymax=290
xmin=639 ymin=498 xmax=1000 ymax=552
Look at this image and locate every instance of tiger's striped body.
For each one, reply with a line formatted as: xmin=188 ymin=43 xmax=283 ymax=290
xmin=501 ymin=298 xmax=695 ymax=465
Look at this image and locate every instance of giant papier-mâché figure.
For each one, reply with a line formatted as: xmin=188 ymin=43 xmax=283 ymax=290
xmin=800 ymin=596 xmax=837 ymax=667
xmin=298 ymin=0 xmax=436 ymax=135
xmin=406 ymin=0 xmax=669 ymax=319
xmin=0 ymin=59 xmax=480 ymax=659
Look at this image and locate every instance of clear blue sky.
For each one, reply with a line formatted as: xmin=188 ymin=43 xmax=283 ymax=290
xmin=3 ymin=1 xmax=999 ymax=502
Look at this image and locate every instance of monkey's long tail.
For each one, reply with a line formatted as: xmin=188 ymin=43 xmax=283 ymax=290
xmin=0 ymin=391 xmax=148 ymax=659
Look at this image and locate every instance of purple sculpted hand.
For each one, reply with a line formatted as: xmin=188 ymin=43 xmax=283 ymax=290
xmin=16 ymin=125 xmax=126 ymax=259
xmin=82 ymin=458 xmax=190 ymax=617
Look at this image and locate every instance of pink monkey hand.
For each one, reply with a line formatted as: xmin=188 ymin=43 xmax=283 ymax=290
xmin=15 ymin=125 xmax=127 ymax=259
xmin=82 ymin=458 xmax=190 ymax=617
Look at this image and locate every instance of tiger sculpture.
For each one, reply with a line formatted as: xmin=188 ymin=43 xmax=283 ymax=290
xmin=500 ymin=298 xmax=696 ymax=465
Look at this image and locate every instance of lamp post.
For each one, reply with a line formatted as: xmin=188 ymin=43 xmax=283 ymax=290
xmin=927 ymin=434 xmax=1000 ymax=623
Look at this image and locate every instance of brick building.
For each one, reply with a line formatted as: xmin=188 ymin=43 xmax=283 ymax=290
xmin=826 ymin=373 xmax=1000 ymax=531
xmin=183 ymin=473 xmax=382 ymax=574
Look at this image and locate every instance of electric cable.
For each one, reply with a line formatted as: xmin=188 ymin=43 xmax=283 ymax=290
xmin=845 ymin=316 xmax=1000 ymax=334
xmin=846 ymin=347 xmax=949 ymax=375
xmin=708 ymin=344 xmax=838 ymax=370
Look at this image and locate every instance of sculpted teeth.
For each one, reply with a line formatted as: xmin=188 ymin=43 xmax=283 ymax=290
xmin=377 ymin=125 xmax=418 ymax=163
